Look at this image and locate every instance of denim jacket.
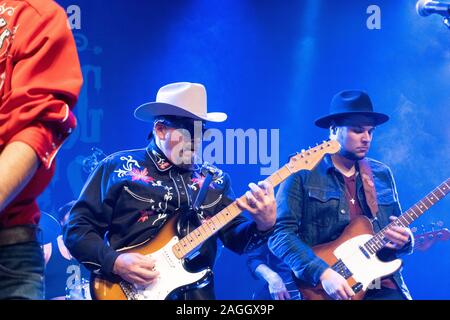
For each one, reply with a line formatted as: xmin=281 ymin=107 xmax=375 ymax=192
xmin=268 ymin=155 xmax=413 ymax=299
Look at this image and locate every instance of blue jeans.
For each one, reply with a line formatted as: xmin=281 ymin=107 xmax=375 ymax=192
xmin=0 ymin=241 xmax=45 ymax=300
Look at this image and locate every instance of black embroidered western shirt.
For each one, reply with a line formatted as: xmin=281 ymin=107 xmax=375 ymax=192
xmin=64 ymin=141 xmax=269 ymax=277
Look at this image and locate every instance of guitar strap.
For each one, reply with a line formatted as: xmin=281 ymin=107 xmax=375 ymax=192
xmin=192 ymin=163 xmax=217 ymax=212
xmin=358 ymin=159 xmax=379 ymax=218
xmin=178 ymin=164 xmax=217 ymax=239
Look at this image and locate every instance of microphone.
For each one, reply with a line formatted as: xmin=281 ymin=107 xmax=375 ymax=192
xmin=416 ymin=0 xmax=450 ymax=17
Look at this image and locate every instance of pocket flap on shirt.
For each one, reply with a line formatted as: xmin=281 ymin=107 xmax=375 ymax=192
xmin=308 ymin=188 xmax=340 ymax=202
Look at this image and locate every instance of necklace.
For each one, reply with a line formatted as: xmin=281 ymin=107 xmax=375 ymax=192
xmin=343 ymin=174 xmax=357 ymax=206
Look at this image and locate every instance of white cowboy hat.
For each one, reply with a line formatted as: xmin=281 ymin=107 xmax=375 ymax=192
xmin=134 ymin=82 xmax=227 ymax=123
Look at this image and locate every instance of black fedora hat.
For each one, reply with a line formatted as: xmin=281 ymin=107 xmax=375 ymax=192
xmin=315 ymin=90 xmax=389 ymax=128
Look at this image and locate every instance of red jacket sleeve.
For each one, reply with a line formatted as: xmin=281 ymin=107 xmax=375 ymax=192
xmin=0 ymin=0 xmax=83 ymax=168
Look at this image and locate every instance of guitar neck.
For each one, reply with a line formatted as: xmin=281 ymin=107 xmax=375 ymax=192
xmin=172 ymin=141 xmax=339 ymax=259
xmin=364 ymin=178 xmax=450 ymax=253
xmin=172 ymin=166 xmax=292 ymax=259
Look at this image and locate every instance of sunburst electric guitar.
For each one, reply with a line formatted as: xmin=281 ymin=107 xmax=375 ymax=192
xmin=298 ymin=178 xmax=450 ymax=300
xmin=90 ymin=140 xmax=341 ymax=300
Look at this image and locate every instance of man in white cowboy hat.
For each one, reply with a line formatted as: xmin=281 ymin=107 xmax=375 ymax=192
xmin=269 ymin=90 xmax=413 ymax=300
xmin=64 ymin=82 xmax=276 ymax=299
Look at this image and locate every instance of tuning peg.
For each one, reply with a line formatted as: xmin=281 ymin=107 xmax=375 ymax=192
xmin=437 ymin=220 xmax=444 ymax=227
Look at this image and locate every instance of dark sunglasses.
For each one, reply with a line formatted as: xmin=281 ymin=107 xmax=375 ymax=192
xmin=156 ymin=117 xmax=207 ymax=135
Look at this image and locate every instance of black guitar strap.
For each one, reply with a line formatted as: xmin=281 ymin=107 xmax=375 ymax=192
xmin=192 ymin=163 xmax=217 ymax=212
xmin=178 ymin=164 xmax=217 ymax=264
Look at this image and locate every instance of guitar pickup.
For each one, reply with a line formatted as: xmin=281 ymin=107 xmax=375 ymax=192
xmin=359 ymin=246 xmax=370 ymax=259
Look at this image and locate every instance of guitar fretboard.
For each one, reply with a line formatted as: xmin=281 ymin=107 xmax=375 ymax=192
xmin=172 ymin=141 xmax=338 ymax=259
xmin=172 ymin=167 xmax=292 ymax=259
xmin=363 ymin=178 xmax=450 ymax=254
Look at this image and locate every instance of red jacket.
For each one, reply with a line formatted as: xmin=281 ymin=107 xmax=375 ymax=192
xmin=0 ymin=0 xmax=83 ymax=227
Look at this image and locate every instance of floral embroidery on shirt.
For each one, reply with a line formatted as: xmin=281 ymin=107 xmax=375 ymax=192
xmin=0 ymin=4 xmax=16 ymax=17
xmin=152 ymin=149 xmax=171 ymax=170
xmin=190 ymin=173 xmax=210 ymax=190
xmin=130 ymin=168 xmax=155 ymax=184
xmin=0 ymin=4 xmax=18 ymax=91
xmin=114 ymin=155 xmax=141 ymax=178
xmin=148 ymin=186 xmax=173 ymax=225
xmin=137 ymin=209 xmax=155 ymax=223
xmin=189 ymin=169 xmax=224 ymax=191
xmin=152 ymin=213 xmax=168 ymax=226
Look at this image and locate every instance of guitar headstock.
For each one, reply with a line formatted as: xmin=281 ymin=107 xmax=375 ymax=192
xmin=286 ymin=140 xmax=340 ymax=173
xmin=414 ymin=228 xmax=450 ymax=251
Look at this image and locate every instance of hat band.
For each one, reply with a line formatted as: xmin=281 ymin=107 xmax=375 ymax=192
xmin=332 ymin=114 xmax=377 ymax=127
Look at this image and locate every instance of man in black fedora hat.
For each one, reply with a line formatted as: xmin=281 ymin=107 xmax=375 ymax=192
xmin=269 ymin=90 xmax=413 ymax=300
xmin=64 ymin=82 xmax=276 ymax=300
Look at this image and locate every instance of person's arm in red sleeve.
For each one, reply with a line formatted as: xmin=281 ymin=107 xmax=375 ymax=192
xmin=0 ymin=2 xmax=82 ymax=214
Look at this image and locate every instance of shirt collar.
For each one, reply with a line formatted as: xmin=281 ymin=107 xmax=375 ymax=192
xmin=146 ymin=139 xmax=173 ymax=172
xmin=323 ymin=154 xmax=336 ymax=173
xmin=323 ymin=154 xmax=361 ymax=178
xmin=145 ymin=139 xmax=202 ymax=173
